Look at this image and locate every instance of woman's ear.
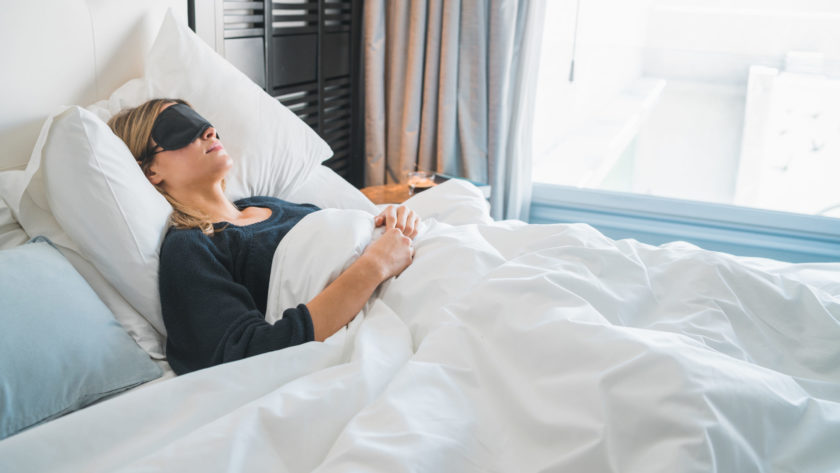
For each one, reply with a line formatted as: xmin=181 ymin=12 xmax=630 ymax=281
xmin=146 ymin=168 xmax=163 ymax=186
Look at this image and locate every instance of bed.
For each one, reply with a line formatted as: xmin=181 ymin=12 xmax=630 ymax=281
xmin=1 ymin=3 xmax=840 ymax=472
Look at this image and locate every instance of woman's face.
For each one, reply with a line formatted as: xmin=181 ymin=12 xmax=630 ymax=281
xmin=145 ymin=103 xmax=232 ymax=191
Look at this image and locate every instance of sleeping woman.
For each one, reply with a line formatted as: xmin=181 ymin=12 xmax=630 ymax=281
xmin=108 ymin=98 xmax=418 ymax=375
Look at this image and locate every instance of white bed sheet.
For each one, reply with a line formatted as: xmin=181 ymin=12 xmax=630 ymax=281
xmin=0 ymin=174 xmax=29 ymax=250
xmin=1 ymin=181 xmax=839 ymax=473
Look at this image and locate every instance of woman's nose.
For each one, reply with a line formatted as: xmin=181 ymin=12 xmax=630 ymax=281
xmin=202 ymin=126 xmax=217 ymax=140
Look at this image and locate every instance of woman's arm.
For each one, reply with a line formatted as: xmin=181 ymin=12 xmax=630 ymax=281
xmin=306 ymin=226 xmax=414 ymax=341
xmin=160 ymin=230 xmax=316 ymax=374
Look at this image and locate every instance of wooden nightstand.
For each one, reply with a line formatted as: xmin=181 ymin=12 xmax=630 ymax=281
xmin=360 ymin=184 xmax=412 ymax=205
xmin=361 ymin=175 xmax=490 ymax=205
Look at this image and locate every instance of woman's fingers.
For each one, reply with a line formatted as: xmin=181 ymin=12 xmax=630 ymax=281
xmin=375 ymin=205 xmax=420 ymax=238
xmin=395 ymin=206 xmax=409 ymax=233
xmin=375 ymin=205 xmax=397 ymax=229
xmin=401 ymin=212 xmax=418 ymax=239
xmin=407 ymin=214 xmax=421 ymax=239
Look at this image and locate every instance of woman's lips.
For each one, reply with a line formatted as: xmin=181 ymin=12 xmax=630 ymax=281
xmin=206 ymin=143 xmax=223 ymax=154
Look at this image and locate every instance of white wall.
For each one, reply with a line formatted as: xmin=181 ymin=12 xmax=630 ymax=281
xmin=0 ymin=1 xmax=188 ymax=171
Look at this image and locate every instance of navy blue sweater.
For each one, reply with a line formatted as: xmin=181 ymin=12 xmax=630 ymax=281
xmin=158 ymin=196 xmax=319 ymax=375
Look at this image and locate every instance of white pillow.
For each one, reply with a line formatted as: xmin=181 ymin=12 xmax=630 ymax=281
xmin=145 ymin=10 xmax=332 ymax=201
xmin=43 ymin=106 xmax=172 ymax=336
xmin=0 ymin=177 xmax=29 ymax=250
xmin=87 ymin=78 xmax=151 ymax=123
xmin=287 ymin=165 xmax=378 ymax=214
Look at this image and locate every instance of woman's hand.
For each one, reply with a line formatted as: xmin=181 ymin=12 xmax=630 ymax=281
xmin=374 ymin=205 xmax=421 ymax=239
xmin=360 ymin=227 xmax=414 ymax=282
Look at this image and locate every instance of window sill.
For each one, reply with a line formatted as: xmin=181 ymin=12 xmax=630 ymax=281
xmin=529 ymin=183 xmax=840 ymax=263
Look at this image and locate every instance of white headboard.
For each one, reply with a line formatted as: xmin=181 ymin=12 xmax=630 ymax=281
xmin=0 ymin=0 xmax=188 ymax=172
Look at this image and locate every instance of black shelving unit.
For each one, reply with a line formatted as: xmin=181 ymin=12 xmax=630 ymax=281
xmin=190 ymin=0 xmax=364 ymax=187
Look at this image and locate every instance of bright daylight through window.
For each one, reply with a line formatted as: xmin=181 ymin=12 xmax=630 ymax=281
xmin=532 ymin=0 xmax=840 ymax=219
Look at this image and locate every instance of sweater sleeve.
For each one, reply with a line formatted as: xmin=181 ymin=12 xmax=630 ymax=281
xmin=159 ymin=230 xmax=315 ymax=375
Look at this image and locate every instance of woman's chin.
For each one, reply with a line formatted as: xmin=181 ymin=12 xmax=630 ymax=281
xmin=212 ymin=152 xmax=234 ymax=170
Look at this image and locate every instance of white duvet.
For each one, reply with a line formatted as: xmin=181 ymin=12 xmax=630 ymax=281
xmin=3 ymin=181 xmax=840 ymax=473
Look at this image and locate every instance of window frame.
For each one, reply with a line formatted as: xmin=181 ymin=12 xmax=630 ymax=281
xmin=529 ymin=183 xmax=840 ymax=263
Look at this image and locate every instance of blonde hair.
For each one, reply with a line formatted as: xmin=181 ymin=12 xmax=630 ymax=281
xmin=108 ymin=98 xmax=223 ymax=235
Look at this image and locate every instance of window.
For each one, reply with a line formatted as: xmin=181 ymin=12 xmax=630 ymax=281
xmin=531 ymin=0 xmax=840 ymax=262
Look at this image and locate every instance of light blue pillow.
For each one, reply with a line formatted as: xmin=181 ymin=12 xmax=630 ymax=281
xmin=0 ymin=237 xmax=162 ymax=439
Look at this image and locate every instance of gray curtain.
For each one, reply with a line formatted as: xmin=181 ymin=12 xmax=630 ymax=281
xmin=363 ymin=0 xmax=545 ymax=220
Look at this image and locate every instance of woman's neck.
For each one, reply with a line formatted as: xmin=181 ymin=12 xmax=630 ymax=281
xmin=168 ymin=184 xmax=241 ymax=223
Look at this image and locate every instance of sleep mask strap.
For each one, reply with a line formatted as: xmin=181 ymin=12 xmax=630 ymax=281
xmin=151 ymin=103 xmax=214 ymax=151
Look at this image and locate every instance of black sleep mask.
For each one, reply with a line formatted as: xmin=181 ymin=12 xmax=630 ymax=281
xmin=151 ymin=103 xmax=214 ymax=151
